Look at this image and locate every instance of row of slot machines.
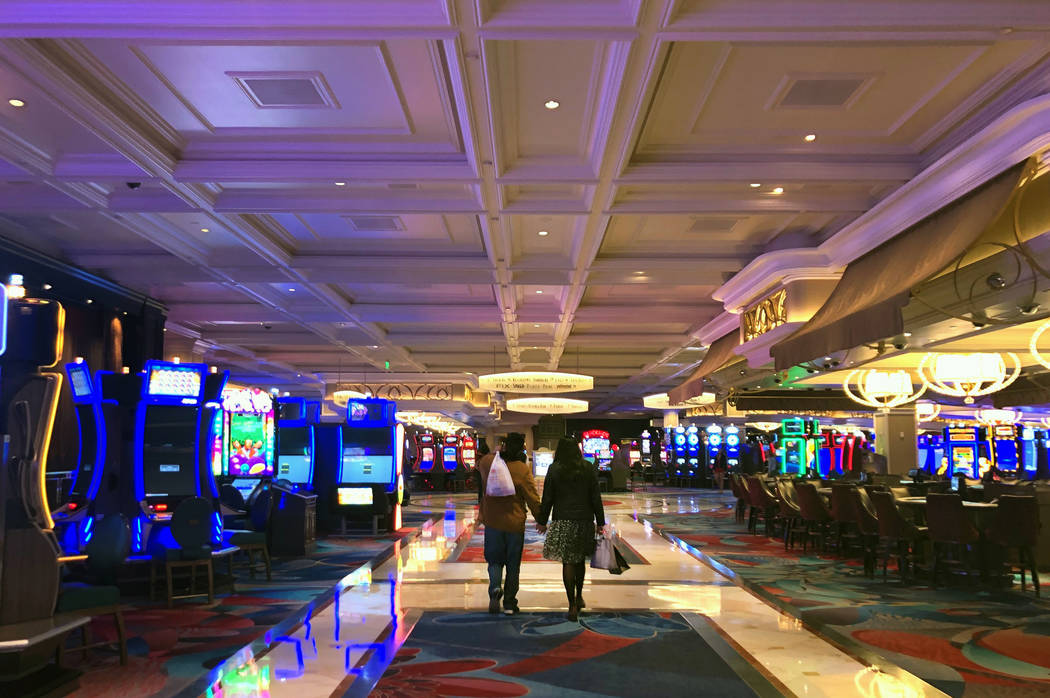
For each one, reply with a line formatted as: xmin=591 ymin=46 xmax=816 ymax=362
xmin=410 ymin=430 xmax=477 ymax=473
xmin=919 ymin=424 xmax=1050 ymax=478
xmin=776 ymin=418 xmax=870 ymax=477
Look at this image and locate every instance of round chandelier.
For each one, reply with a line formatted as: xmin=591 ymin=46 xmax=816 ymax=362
xmin=917 ymin=352 xmax=1021 ymax=404
xmin=915 ymin=401 xmax=941 ymax=421
xmin=331 ymin=389 xmax=368 ymax=406
xmin=506 ymin=397 xmax=588 ymax=414
xmin=643 ymin=392 xmax=715 ymax=410
xmin=478 ymin=371 xmax=593 ymax=394
xmin=843 ymin=368 xmax=925 ymax=408
xmin=747 ymin=421 xmax=781 ymax=432
xmin=1029 ymin=319 xmax=1050 ymax=370
xmin=975 ymin=408 xmax=1018 ymax=425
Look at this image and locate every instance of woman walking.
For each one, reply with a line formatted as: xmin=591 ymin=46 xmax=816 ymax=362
xmin=536 ymin=437 xmax=606 ymax=621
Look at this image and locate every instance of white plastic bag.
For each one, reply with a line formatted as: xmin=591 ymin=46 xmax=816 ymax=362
xmin=590 ymin=530 xmax=616 ymax=571
xmin=485 ymin=452 xmax=516 ymax=497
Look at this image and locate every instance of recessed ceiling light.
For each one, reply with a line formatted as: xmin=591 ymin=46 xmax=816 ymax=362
xmin=7 ymin=98 xmax=25 ymax=108
xmin=749 ymin=182 xmax=761 ymax=188
xmin=903 ymin=332 xmax=913 ymax=337
xmin=804 ymin=133 xmax=817 ymax=142
xmin=533 ymin=324 xmax=540 ymax=328
xmin=772 ymin=187 xmax=784 ymax=195
xmin=335 ymin=181 xmax=346 ymax=186
xmin=42 ymin=283 xmax=51 ymax=290
xmin=544 ymin=99 xmax=560 ymax=110
xmin=200 ymin=227 xmax=210 ymax=232
xmin=86 ymin=299 xmax=93 ymax=304
xmin=536 ymin=290 xmax=543 ymax=294
xmin=288 ymin=287 xmax=295 ymax=292
xmin=538 ymin=230 xmax=549 ymax=237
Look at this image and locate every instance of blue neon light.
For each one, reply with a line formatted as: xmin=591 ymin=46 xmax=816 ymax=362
xmin=82 ymin=516 xmax=94 ymax=546
xmin=212 ymin=511 xmax=222 ymax=545
xmin=132 ymin=515 xmax=144 ymax=552
xmin=65 ymin=362 xmax=107 ymax=502
xmin=0 ymin=285 xmax=6 ymax=357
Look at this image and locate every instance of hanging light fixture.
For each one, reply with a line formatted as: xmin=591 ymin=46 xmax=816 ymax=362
xmin=1029 ymin=319 xmax=1050 ymax=370
xmin=331 ymin=388 xmax=368 ymax=406
xmin=975 ymin=408 xmax=1018 ymax=425
xmin=506 ymin=397 xmax=588 ymax=414
xmin=843 ymin=368 xmax=925 ymax=408
xmin=643 ymin=392 xmax=715 ymax=410
xmin=917 ymin=352 xmax=1021 ymax=404
xmin=478 ymin=371 xmax=593 ymax=394
xmin=915 ymin=401 xmax=941 ymax=421
xmin=747 ymin=421 xmax=781 ymax=432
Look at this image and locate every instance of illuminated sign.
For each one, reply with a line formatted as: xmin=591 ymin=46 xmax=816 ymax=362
xmin=147 ymin=364 xmax=203 ymax=400
xmin=478 ymin=371 xmax=593 ymax=394
xmin=337 ymin=487 xmax=373 ymax=506
xmin=741 ymin=288 xmax=787 ymax=343
xmin=506 ymin=397 xmax=588 ymax=414
xmin=221 ymin=387 xmax=273 ymax=414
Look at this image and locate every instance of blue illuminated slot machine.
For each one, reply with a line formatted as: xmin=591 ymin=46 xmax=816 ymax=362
xmin=918 ymin=432 xmax=945 ymax=475
xmin=686 ymin=425 xmax=700 ymax=471
xmin=672 ymin=426 xmax=687 ymax=474
xmin=704 ymin=425 xmax=722 ymax=468
xmin=943 ymin=425 xmax=988 ymax=478
xmin=331 ymin=399 xmax=404 ymax=532
xmin=133 ymin=360 xmax=226 ymax=552
xmin=991 ymin=424 xmax=1020 ymax=474
xmin=415 ymin=431 xmax=436 ymax=472
xmin=1021 ymin=426 xmax=1039 ymax=477
xmin=724 ymin=425 xmax=741 ymax=467
xmin=276 ymin=396 xmax=315 ymax=489
xmin=441 ymin=434 xmax=459 ymax=472
xmin=778 ymin=418 xmax=809 ymax=476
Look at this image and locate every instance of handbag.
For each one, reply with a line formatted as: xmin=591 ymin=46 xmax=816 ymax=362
xmin=485 ymin=452 xmax=516 ymax=497
xmin=591 ymin=531 xmax=616 ymax=571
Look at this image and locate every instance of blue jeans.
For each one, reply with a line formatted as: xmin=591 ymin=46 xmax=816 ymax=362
xmin=484 ymin=527 xmax=525 ymax=607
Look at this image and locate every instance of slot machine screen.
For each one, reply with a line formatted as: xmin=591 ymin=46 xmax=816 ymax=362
xmin=348 ymin=401 xmax=385 ymax=423
xmin=147 ymin=365 xmax=202 ymax=401
xmin=277 ymin=455 xmax=311 ymax=483
xmin=68 ymin=363 xmax=94 ymax=399
xmin=533 ymin=451 xmax=554 ymax=477
xmin=227 ymin=412 xmax=275 ymax=477
xmin=443 ymin=446 xmax=457 ymax=464
xmin=340 ymin=427 xmax=393 ymax=483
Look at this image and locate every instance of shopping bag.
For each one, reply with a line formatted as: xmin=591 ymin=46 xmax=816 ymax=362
xmin=590 ymin=531 xmax=617 ymax=571
xmin=485 ymin=452 xmax=516 ymax=497
xmin=609 ymin=546 xmax=631 ymax=576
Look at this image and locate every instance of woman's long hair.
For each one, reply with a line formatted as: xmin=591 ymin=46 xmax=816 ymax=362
xmin=553 ymin=436 xmax=589 ymax=481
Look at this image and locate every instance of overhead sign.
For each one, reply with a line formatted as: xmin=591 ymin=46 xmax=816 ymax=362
xmin=741 ymin=288 xmax=787 ymax=343
xmin=506 ymin=397 xmax=588 ymax=414
xmin=221 ymin=387 xmax=273 ymax=414
xmin=478 ymin=372 xmax=593 ymax=394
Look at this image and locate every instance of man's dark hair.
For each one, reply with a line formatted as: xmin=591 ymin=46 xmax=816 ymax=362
xmin=500 ymin=432 xmax=526 ymax=461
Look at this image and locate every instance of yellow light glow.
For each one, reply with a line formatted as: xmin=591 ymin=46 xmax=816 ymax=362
xmin=843 ymin=369 xmax=925 ymax=408
xmin=507 ymin=397 xmax=588 ymax=414
xmin=331 ymin=389 xmax=367 ymax=406
xmin=643 ymin=392 xmax=714 ymax=409
xmin=915 ymin=401 xmax=941 ymax=421
xmin=478 ymin=371 xmax=593 ymax=394
xmin=1030 ymin=319 xmax=1050 ymax=370
xmin=918 ymin=352 xmax=1021 ymax=404
xmin=975 ymin=408 xmax=1018 ymax=425
xmin=747 ymin=421 xmax=781 ymax=432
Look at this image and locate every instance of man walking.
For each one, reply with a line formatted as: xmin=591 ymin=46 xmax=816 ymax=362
xmin=477 ymin=432 xmax=541 ymax=615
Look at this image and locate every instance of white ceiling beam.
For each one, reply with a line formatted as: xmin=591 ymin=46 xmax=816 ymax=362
xmin=608 ymin=192 xmax=872 ymax=214
xmin=618 ymin=158 xmax=917 ymax=183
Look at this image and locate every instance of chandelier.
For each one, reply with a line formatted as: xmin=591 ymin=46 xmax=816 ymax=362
xmin=915 ymin=401 xmax=941 ymax=421
xmin=506 ymin=397 xmax=588 ymax=414
xmin=1030 ymin=319 xmax=1050 ymax=370
xmin=843 ymin=369 xmax=925 ymax=408
xmin=917 ymin=352 xmax=1021 ymax=404
xmin=643 ymin=392 xmax=715 ymax=410
xmin=975 ymin=408 xmax=1018 ymax=426
xmin=477 ymin=371 xmax=593 ymax=394
xmin=747 ymin=422 xmax=781 ymax=432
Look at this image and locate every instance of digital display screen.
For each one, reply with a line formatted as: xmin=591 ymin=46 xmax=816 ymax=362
xmin=337 ymin=487 xmax=373 ymax=506
xmin=68 ymin=364 xmax=94 ymax=399
xmin=340 ymin=452 xmax=394 ymax=484
xmin=147 ymin=365 xmax=202 ymax=399
xmin=159 ymin=464 xmax=180 ymax=473
xmin=348 ymin=401 xmax=386 ymax=422
xmin=443 ymin=447 xmax=457 ymax=462
xmin=277 ymin=399 xmax=305 ymax=422
xmin=582 ymin=437 xmax=609 ymax=454
xmin=994 ymin=425 xmax=1016 ymax=438
xmin=948 ymin=427 xmax=976 ymax=440
xmin=232 ymin=478 xmax=259 ymax=500
xmin=277 ymin=455 xmax=311 ymax=483
xmin=533 ymin=451 xmax=554 ymax=477
xmin=227 ymin=411 xmax=275 ymax=477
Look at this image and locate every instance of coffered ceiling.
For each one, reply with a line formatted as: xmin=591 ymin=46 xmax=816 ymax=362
xmin=1 ymin=0 xmax=1049 ymax=423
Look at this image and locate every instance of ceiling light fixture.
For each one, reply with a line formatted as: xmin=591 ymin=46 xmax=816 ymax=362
xmin=7 ymin=98 xmax=25 ymax=108
xmin=42 ymin=283 xmax=51 ymax=290
xmin=200 ymin=227 xmax=209 ymax=233
xmin=915 ymin=401 xmax=941 ymax=421
xmin=749 ymin=183 xmax=761 ymax=188
xmin=335 ymin=181 xmax=346 ymax=186
xmin=544 ymin=99 xmax=560 ymax=110
xmin=538 ymin=230 xmax=549 ymax=236
xmin=975 ymin=408 xmax=1018 ymax=426
xmin=1028 ymin=319 xmax=1050 ymax=370
xmin=536 ymin=290 xmax=543 ymax=294
xmin=843 ymin=369 xmax=925 ymax=408
xmin=507 ymin=396 xmax=587 ymax=414
xmin=917 ymin=352 xmax=1021 ymax=404
xmin=533 ymin=324 xmax=540 ymax=328
xmin=642 ymin=392 xmax=714 ymax=410
xmin=747 ymin=421 xmax=781 ymax=432
xmin=804 ymin=133 xmax=817 ymax=142
xmin=772 ymin=187 xmax=784 ymax=195
xmin=331 ymin=389 xmax=368 ymax=406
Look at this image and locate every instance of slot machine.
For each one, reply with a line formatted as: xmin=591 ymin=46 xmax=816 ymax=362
xmin=704 ymin=425 xmax=723 ymax=468
xmin=1020 ymin=426 xmax=1039 ymax=477
xmin=686 ymin=425 xmax=701 ymax=477
xmin=415 ymin=431 xmax=436 ymax=473
xmin=943 ymin=425 xmax=987 ymax=478
xmin=991 ymin=424 xmax=1020 ymax=474
xmin=332 ymin=399 xmax=404 ymax=532
xmin=724 ymin=425 xmax=741 ymax=468
xmin=778 ymin=418 xmax=809 ymax=476
xmin=672 ymin=426 xmax=687 ymax=474
xmin=441 ymin=434 xmax=459 ymax=473
xmin=275 ymin=396 xmax=315 ymax=489
xmin=460 ymin=433 xmax=476 ymax=469
xmin=133 ymin=360 xmax=228 ymax=552
xmin=627 ymin=439 xmax=641 ymax=465
xmin=640 ymin=429 xmax=654 ymax=466
xmin=815 ymin=431 xmax=834 ymax=477
xmin=581 ymin=429 xmax=610 ymax=466
xmin=221 ymin=386 xmax=276 ymax=502
xmin=917 ymin=432 xmax=945 ymax=475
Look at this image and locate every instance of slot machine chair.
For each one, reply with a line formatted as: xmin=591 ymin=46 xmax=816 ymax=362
xmin=150 ymin=497 xmax=218 ymax=607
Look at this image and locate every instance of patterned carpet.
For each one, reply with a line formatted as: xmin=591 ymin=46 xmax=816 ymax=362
xmin=638 ymin=494 xmax=1050 ymax=697
xmin=372 ymin=611 xmax=779 ymax=697
xmin=65 ymin=508 xmax=437 ymax=698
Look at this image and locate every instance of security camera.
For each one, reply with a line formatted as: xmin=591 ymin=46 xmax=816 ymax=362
xmin=986 ymin=272 xmax=1006 ymax=290
xmin=126 ymin=182 xmax=142 ymax=190
xmin=806 ymin=368 xmax=816 ymax=374
xmin=893 ymin=342 xmax=905 ymax=350
xmin=263 ymin=324 xmax=272 ymax=330
xmin=738 ymin=368 xmax=746 ymax=375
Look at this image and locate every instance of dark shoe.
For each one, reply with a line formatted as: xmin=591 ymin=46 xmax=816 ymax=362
xmin=489 ymin=589 xmax=503 ymax=614
xmin=502 ymin=604 xmax=520 ymax=615
xmin=576 ymin=596 xmax=585 ymax=609
xmin=567 ymin=604 xmax=579 ymax=622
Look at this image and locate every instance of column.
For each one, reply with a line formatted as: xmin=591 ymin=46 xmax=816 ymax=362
xmin=663 ymin=410 xmax=680 ymax=429
xmin=873 ymin=407 xmax=918 ymax=475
